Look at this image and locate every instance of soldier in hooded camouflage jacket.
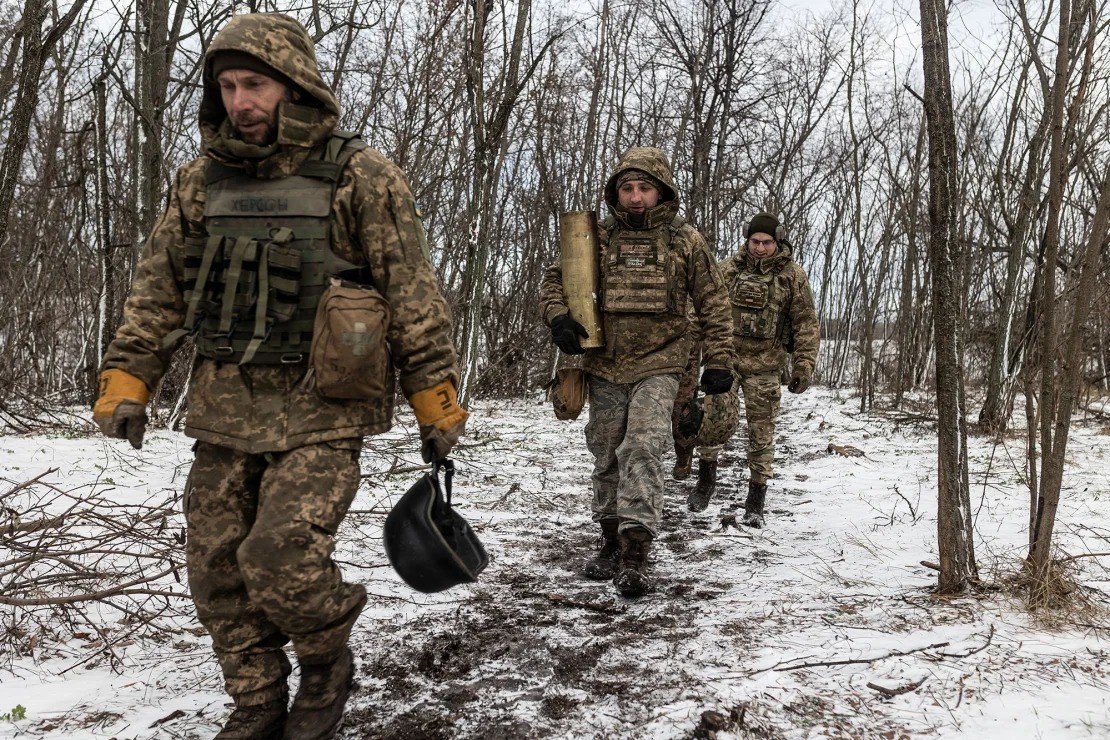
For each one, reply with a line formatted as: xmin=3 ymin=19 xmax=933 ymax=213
xmin=539 ymin=147 xmax=736 ymax=597
xmin=92 ymin=13 xmax=465 ymax=740
xmin=702 ymin=212 xmax=820 ymax=526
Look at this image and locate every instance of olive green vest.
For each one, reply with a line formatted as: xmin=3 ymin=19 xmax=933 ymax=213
xmin=731 ymin=264 xmax=789 ymax=343
xmin=600 ymin=214 xmax=686 ymax=315
xmin=166 ymin=133 xmax=367 ymax=364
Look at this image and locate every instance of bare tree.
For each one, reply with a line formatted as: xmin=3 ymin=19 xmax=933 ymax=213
xmin=919 ymin=0 xmax=978 ymax=593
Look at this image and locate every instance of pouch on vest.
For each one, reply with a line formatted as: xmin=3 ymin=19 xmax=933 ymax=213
xmin=549 ymin=368 xmax=587 ymax=421
xmin=309 ymin=278 xmax=392 ymax=400
xmin=733 ymin=275 xmax=785 ymax=340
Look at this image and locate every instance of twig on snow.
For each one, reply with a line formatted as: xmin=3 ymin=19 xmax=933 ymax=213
xmin=1058 ymin=551 xmax=1110 ymax=563
xmin=866 ymin=677 xmax=927 ymax=697
xmin=770 ymin=639 xmax=951 ymax=672
xmin=934 ymin=624 xmax=994 ymax=658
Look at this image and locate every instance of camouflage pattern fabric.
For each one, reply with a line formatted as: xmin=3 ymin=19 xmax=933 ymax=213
xmin=185 ymin=440 xmax=367 ymax=704
xmin=695 ymin=384 xmax=740 ymax=459
xmin=539 ymin=147 xmax=735 ymax=384
xmin=100 ymin=12 xmax=458 ymax=453
xmin=721 ymin=240 xmax=819 ymax=379
xmin=585 ymin=374 xmax=680 ymax=535
xmin=670 ymin=342 xmax=701 ymax=451
xmin=732 ymin=371 xmax=781 ymax=483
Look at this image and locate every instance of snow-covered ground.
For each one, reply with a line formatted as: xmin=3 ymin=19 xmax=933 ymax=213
xmin=1 ymin=388 xmax=1108 ymax=738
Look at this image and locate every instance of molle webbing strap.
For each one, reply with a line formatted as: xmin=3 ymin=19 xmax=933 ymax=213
xmin=162 ymin=234 xmax=223 ymax=349
xmin=217 ymin=235 xmax=255 ymax=336
xmin=241 ymin=239 xmax=273 ymax=365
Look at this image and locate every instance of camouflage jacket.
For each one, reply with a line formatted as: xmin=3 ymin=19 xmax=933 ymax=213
xmin=101 ymin=13 xmax=459 ymax=453
xmin=539 ymin=147 xmax=735 ymax=384
xmin=722 ymin=241 xmax=819 ymax=378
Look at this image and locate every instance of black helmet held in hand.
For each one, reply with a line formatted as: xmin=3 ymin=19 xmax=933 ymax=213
xmin=383 ymin=459 xmax=488 ymax=593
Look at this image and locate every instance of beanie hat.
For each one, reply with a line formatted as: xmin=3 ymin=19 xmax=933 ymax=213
xmin=747 ymin=212 xmax=780 ymax=239
xmin=616 ymin=169 xmax=664 ymax=192
xmin=209 ymin=50 xmax=296 ymax=92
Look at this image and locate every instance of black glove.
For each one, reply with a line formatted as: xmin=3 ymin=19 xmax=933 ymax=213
xmin=788 ymin=372 xmax=811 ymax=394
xmin=551 ymin=314 xmax=589 ymax=355
xmin=676 ymin=396 xmax=704 ymax=441
xmin=95 ymin=400 xmax=148 ymax=450
xmin=699 ymin=368 xmax=733 ymax=395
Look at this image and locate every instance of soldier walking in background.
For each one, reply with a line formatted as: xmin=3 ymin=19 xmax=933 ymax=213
xmin=692 ymin=212 xmax=819 ymax=525
xmin=539 ymin=147 xmax=735 ymax=597
xmin=92 ymin=13 xmax=466 ymax=739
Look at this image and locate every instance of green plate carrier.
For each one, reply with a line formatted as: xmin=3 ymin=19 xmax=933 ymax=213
xmin=166 ymin=132 xmax=368 ymax=364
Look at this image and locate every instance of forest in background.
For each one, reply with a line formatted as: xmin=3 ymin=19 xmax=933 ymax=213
xmin=0 ymin=0 xmax=1107 ymax=426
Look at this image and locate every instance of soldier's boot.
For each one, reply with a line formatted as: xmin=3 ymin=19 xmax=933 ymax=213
xmin=582 ymin=517 xmax=621 ymax=580
xmin=613 ymin=526 xmax=653 ymax=598
xmin=742 ymin=479 xmax=767 ymax=528
xmin=283 ymin=648 xmax=356 ymax=740
xmin=215 ymin=694 xmax=287 ymax=740
xmin=672 ymin=444 xmax=694 ymax=480
xmin=686 ymin=459 xmax=718 ymax=512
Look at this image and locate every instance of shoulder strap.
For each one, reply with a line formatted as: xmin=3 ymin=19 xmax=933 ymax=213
xmin=205 ymin=159 xmax=244 ymax=185
xmin=296 ymin=131 xmax=368 ymax=182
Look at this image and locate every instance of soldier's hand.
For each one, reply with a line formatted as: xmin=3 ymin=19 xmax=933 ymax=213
xmin=699 ymin=368 xmax=733 ymax=395
xmin=676 ymin=396 xmax=704 ymax=441
xmin=93 ymin=369 xmax=151 ymax=449
xmin=551 ymin=314 xmax=589 ymax=355
xmin=788 ymin=373 xmax=811 ymax=394
xmin=95 ymin=401 xmax=148 ymax=449
xmin=420 ymin=419 xmax=464 ymax=463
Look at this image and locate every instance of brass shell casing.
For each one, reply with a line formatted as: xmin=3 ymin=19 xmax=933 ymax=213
xmin=559 ymin=211 xmax=604 ymax=349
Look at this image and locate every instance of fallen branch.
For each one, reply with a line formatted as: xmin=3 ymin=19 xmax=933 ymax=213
xmin=772 ymin=640 xmax=951 ymax=672
xmin=866 ymin=677 xmax=927 ymax=697
xmin=935 ymin=624 xmax=994 ymax=658
xmin=1 ymin=468 xmax=58 ymax=498
xmin=1058 ymin=551 xmax=1110 ymax=563
xmin=920 ymin=561 xmax=940 ymax=571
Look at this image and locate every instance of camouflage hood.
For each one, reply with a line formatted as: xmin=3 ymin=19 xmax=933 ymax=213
xmin=604 ymin=147 xmax=679 ymax=229
xmin=741 ymin=239 xmax=794 ymax=274
xmin=200 ymin=13 xmax=339 ymax=159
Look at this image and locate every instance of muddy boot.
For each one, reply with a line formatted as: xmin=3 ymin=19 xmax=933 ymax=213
xmin=686 ymin=459 xmax=717 ymax=512
xmin=283 ymin=648 xmax=356 ymax=740
xmin=582 ymin=517 xmax=621 ymax=580
xmin=613 ymin=526 xmax=653 ymax=598
xmin=216 ymin=695 xmax=287 ymax=740
xmin=742 ymin=479 xmax=767 ymax=528
xmin=672 ymin=445 xmax=694 ymax=480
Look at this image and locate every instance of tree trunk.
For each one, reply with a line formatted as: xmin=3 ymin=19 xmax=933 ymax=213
xmin=919 ymin=0 xmax=977 ymax=593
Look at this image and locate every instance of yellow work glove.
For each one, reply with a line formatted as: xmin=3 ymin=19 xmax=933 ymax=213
xmin=93 ymin=369 xmax=151 ymax=450
xmin=410 ymin=380 xmax=469 ymax=463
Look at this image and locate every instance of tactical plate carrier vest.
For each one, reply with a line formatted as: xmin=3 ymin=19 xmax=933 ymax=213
xmin=731 ymin=263 xmax=789 ymax=343
xmin=167 ymin=133 xmax=367 ymax=364
xmin=600 ymin=215 xmax=686 ymax=315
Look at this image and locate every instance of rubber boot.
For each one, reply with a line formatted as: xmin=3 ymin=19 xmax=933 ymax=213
xmin=283 ymin=648 xmax=356 ymax=740
xmin=742 ymin=479 xmax=767 ymax=528
xmin=582 ymin=517 xmax=621 ymax=580
xmin=613 ymin=526 xmax=653 ymax=598
xmin=686 ymin=459 xmax=717 ymax=512
xmin=672 ymin=445 xmax=694 ymax=480
xmin=216 ymin=693 xmax=287 ymax=740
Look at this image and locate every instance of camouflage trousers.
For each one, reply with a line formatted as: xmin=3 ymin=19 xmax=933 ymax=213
xmin=699 ymin=371 xmax=781 ymax=482
xmin=586 ymin=374 xmax=680 ymax=536
xmin=184 ymin=440 xmax=367 ymax=706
